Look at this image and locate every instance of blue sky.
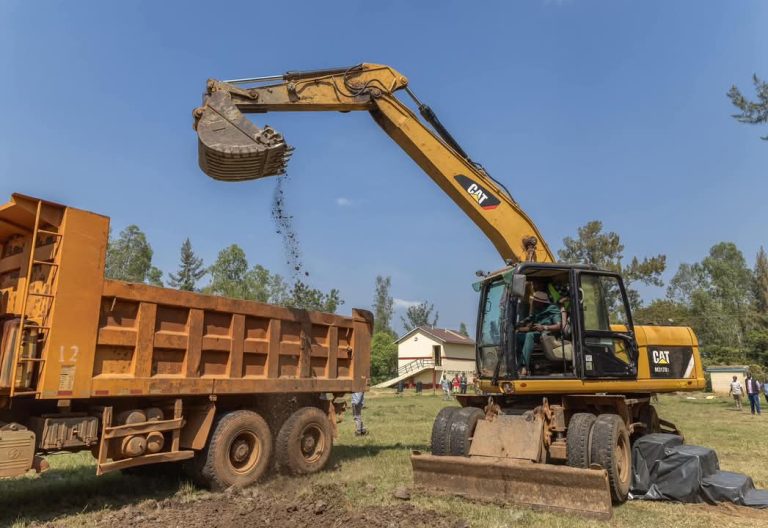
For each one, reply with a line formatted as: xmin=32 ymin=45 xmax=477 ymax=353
xmin=2 ymin=1 xmax=767 ymax=334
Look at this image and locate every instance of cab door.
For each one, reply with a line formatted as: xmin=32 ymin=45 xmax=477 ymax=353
xmin=575 ymin=271 xmax=638 ymax=379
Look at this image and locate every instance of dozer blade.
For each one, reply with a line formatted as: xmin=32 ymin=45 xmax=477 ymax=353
xmin=195 ymin=90 xmax=293 ymax=181
xmin=410 ymin=453 xmax=613 ymax=520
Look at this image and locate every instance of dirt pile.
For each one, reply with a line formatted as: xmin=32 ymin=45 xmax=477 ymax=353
xmin=69 ymin=484 xmax=464 ymax=528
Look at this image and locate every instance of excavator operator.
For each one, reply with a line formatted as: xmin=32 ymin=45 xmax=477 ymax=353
xmin=516 ymin=291 xmax=561 ymax=376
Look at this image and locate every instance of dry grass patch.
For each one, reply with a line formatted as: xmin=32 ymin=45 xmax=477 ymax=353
xmin=2 ymin=391 xmax=767 ymax=527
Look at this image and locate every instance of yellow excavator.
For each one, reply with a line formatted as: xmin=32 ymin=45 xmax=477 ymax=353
xmin=192 ymin=64 xmax=705 ymax=519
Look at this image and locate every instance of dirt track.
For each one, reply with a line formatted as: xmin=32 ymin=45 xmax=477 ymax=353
xmin=45 ymin=483 xmax=466 ymax=528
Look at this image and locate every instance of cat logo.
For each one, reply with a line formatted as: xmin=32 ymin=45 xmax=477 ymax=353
xmin=454 ymin=175 xmax=500 ymax=210
xmin=652 ymin=350 xmax=670 ymax=365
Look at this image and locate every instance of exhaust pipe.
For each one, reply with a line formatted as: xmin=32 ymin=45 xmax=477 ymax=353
xmin=194 ymin=90 xmax=293 ymax=182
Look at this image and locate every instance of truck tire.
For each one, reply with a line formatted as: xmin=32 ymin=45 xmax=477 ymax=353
xmin=566 ymin=412 xmax=596 ymax=469
xmin=195 ymin=410 xmax=272 ymax=490
xmin=275 ymin=407 xmax=332 ymax=475
xmin=448 ymin=407 xmax=484 ymax=457
xmin=430 ymin=407 xmax=457 ymax=456
xmin=590 ymin=414 xmax=631 ymax=503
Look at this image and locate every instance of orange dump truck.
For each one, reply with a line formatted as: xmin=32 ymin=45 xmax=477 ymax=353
xmin=0 ymin=194 xmax=371 ymax=489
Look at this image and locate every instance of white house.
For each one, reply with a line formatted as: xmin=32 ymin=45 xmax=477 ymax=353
xmin=374 ymin=326 xmax=476 ymax=389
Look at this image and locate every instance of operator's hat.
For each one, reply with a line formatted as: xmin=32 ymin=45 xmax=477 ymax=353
xmin=532 ymin=291 xmax=550 ymax=304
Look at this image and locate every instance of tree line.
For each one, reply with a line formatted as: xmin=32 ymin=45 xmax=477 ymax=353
xmin=105 ymin=217 xmax=768 ymax=385
xmin=559 ymin=222 xmax=768 ymax=379
xmin=104 ymin=225 xmax=342 ymax=312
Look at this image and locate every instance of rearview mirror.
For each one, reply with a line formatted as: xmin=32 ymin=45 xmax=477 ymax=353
xmin=510 ymin=274 xmax=526 ymax=298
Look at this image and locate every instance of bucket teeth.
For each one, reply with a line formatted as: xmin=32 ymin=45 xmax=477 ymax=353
xmin=196 ymin=90 xmax=293 ymax=181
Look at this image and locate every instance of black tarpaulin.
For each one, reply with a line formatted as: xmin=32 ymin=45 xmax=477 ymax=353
xmin=629 ymin=433 xmax=768 ymax=508
xmin=630 ymin=433 xmax=683 ymax=497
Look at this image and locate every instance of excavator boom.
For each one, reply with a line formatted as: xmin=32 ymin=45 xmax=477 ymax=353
xmin=193 ymin=64 xmax=554 ymax=264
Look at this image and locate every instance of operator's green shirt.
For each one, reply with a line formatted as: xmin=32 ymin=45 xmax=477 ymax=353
xmin=531 ymin=304 xmax=561 ymax=326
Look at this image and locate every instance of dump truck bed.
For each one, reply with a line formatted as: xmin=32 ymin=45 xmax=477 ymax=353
xmin=90 ymin=280 xmax=370 ymax=398
xmin=0 ymin=193 xmax=371 ymax=402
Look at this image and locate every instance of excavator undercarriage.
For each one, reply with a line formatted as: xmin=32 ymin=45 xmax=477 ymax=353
xmin=411 ymin=395 xmax=679 ymax=519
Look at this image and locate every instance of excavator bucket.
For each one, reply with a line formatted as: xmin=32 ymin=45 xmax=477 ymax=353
xmin=195 ymin=90 xmax=293 ymax=181
xmin=410 ymin=453 xmax=613 ymax=520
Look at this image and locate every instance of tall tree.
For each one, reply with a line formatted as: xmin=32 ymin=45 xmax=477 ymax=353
xmin=205 ymin=244 xmax=292 ymax=305
xmin=667 ymin=242 xmax=755 ymax=365
xmin=285 ymin=280 xmax=343 ymax=313
xmin=632 ymin=299 xmax=690 ymax=326
xmin=727 ymin=74 xmax=768 ymax=140
xmin=105 ymin=225 xmax=160 ymax=284
xmin=372 ymin=275 xmax=394 ymax=335
xmin=401 ymin=301 xmax=438 ymax=332
xmin=558 ymin=220 xmax=666 ymax=310
xmin=206 ymin=244 xmax=250 ymax=299
xmin=146 ymin=266 xmax=164 ymax=287
xmin=458 ymin=322 xmax=469 ymax=337
xmin=754 ymin=247 xmax=768 ymax=313
xmin=168 ymin=238 xmax=206 ymax=291
xmin=370 ymin=331 xmax=398 ymax=384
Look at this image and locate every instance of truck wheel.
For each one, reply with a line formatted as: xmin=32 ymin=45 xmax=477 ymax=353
xmin=448 ymin=407 xmax=484 ymax=457
xmin=275 ymin=407 xmax=332 ymax=475
xmin=590 ymin=414 xmax=631 ymax=503
xmin=430 ymin=407 xmax=457 ymax=456
xmin=196 ymin=410 xmax=272 ymax=490
xmin=566 ymin=413 xmax=596 ymax=469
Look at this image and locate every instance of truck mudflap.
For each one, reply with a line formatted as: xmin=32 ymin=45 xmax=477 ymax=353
xmin=410 ymin=453 xmax=613 ymax=520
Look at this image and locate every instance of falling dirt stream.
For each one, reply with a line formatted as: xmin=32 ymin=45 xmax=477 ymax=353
xmin=271 ymin=173 xmax=309 ymax=286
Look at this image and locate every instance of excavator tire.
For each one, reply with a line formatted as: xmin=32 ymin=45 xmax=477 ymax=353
xmin=447 ymin=407 xmax=485 ymax=457
xmin=590 ymin=414 xmax=631 ymax=503
xmin=430 ymin=407 xmax=458 ymax=456
xmin=566 ymin=412 xmax=596 ymax=469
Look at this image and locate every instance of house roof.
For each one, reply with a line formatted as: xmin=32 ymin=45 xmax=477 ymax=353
xmin=396 ymin=326 xmax=475 ymax=346
xmin=705 ymin=365 xmax=749 ymax=373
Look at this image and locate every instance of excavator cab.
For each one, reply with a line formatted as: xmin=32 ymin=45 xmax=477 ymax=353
xmin=475 ymin=263 xmax=638 ymax=382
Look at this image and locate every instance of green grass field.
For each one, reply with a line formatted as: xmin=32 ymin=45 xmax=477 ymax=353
xmin=3 ymin=392 xmax=768 ymax=527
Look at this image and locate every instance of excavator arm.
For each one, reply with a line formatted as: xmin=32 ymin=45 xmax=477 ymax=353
xmin=193 ymin=63 xmax=554 ymax=264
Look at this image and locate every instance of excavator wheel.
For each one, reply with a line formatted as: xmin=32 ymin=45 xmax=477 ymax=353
xmin=447 ymin=407 xmax=485 ymax=457
xmin=566 ymin=413 xmax=597 ymax=469
xmin=430 ymin=407 xmax=458 ymax=456
xmin=590 ymin=414 xmax=631 ymax=503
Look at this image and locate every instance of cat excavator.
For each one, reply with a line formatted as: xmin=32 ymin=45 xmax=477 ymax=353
xmin=192 ymin=64 xmax=705 ymax=519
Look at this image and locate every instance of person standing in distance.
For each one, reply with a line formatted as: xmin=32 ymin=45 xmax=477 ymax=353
xmin=744 ymin=372 xmax=762 ymax=416
xmin=763 ymin=378 xmax=768 ymax=406
xmin=351 ymin=391 xmax=367 ymax=435
xmin=728 ymin=375 xmax=743 ymax=411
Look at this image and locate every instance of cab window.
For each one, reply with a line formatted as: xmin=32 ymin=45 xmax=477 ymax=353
xmin=580 ymin=274 xmax=629 ymax=331
xmin=578 ymin=273 xmax=636 ymax=376
xmin=477 ymin=280 xmax=508 ymax=377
